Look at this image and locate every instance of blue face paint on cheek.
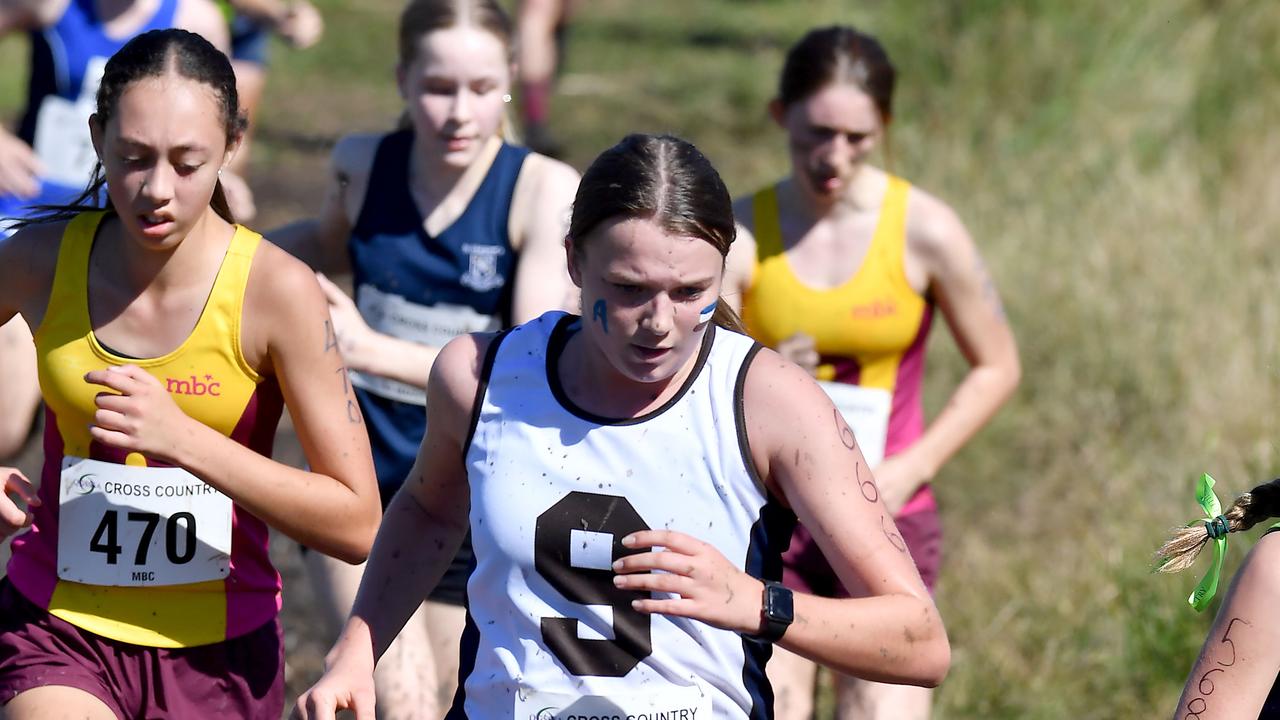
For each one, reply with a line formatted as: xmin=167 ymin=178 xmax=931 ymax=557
xmin=592 ymin=299 xmax=609 ymax=334
xmin=698 ymin=300 xmax=718 ymax=325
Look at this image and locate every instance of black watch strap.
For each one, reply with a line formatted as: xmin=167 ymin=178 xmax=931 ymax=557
xmin=756 ymin=580 xmax=794 ymax=643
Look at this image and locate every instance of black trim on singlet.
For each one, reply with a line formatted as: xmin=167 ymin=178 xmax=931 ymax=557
xmin=733 ymin=342 xmax=768 ymax=499
xmin=443 ymin=551 xmax=482 ymax=720
xmin=460 ymin=328 xmax=515 ymax=460
xmin=544 ymin=313 xmax=716 ymax=426
xmin=739 ymin=497 xmax=798 ymax=720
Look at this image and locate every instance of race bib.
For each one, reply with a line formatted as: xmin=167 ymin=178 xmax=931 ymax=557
xmin=818 ymin=381 xmax=891 ymax=468
xmin=57 ymin=457 xmax=233 ymax=587
xmin=350 ymin=284 xmax=500 ymax=405
xmin=32 ymin=95 xmax=98 ymax=187
xmin=516 ymin=684 xmax=712 ymax=720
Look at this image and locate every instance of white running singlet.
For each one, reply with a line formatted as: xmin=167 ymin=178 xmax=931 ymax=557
xmin=447 ymin=312 xmax=796 ymax=720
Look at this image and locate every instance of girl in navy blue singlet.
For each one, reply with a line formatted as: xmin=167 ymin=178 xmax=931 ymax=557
xmin=270 ymin=0 xmax=579 ymax=715
xmin=0 ymin=0 xmax=232 ymax=461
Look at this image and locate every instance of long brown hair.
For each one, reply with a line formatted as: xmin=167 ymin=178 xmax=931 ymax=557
xmin=12 ymin=29 xmax=246 ymax=230
xmin=569 ymin=134 xmax=745 ymax=333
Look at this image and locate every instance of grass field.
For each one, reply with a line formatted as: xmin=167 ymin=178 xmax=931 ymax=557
xmin=3 ymin=0 xmax=1279 ymax=717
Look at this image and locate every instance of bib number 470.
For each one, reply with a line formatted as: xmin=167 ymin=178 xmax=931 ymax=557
xmin=89 ymin=510 xmax=198 ymax=566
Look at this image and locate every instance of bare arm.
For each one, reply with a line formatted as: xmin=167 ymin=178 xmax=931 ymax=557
xmin=176 ymin=0 xmax=230 ymax=53
xmin=509 ymin=153 xmax=579 ymax=321
xmin=747 ymin=350 xmax=950 ymax=683
xmin=875 ymin=192 xmax=1021 ymax=511
xmin=294 ymin=332 xmax=486 ymax=720
xmin=612 ymin=348 xmax=948 ymax=684
xmin=86 ymin=245 xmax=380 ymax=562
xmin=223 ymin=0 xmax=322 ymax=47
xmin=0 ymin=0 xmax=48 ymax=197
xmin=1171 ymin=532 xmax=1280 ymax=719
xmin=0 ymin=0 xmax=48 ymax=34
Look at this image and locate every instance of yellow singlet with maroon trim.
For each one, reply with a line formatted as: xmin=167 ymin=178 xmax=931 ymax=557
xmin=742 ymin=177 xmax=937 ymax=515
xmin=7 ymin=211 xmax=284 ymax=647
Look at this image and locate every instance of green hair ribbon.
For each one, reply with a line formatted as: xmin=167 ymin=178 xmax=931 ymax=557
xmin=1188 ymin=473 xmax=1227 ymax=612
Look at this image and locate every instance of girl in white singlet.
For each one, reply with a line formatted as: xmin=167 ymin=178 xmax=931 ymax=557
xmin=293 ymin=133 xmax=949 ymax=720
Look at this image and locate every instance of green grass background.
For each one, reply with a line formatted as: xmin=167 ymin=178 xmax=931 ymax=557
xmin=3 ymin=1 xmax=1279 ymax=717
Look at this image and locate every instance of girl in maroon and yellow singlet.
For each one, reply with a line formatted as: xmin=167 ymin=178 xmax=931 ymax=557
xmin=0 ymin=29 xmax=379 ymax=720
xmin=725 ymin=25 xmax=1022 ymax=720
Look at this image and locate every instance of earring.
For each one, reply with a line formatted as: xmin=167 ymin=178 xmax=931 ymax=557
xmin=502 ymin=93 xmax=512 ymax=104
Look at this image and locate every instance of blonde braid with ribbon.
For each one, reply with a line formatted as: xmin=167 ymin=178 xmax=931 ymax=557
xmin=1155 ymin=474 xmax=1280 ymax=611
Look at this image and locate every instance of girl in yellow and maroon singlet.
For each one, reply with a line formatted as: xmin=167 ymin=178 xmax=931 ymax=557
xmin=724 ymin=25 xmax=1022 ymax=720
xmin=0 ymin=29 xmax=379 ymax=720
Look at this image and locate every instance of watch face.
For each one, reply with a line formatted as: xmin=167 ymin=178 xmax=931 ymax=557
xmin=765 ymin=584 xmax=794 ymax=622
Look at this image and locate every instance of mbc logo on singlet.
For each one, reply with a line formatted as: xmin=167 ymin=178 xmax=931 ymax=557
xmin=166 ymin=374 xmax=221 ymax=397
xmin=851 ymin=298 xmax=898 ymax=319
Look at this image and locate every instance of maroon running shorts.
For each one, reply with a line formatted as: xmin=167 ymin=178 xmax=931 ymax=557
xmin=781 ymin=508 xmax=942 ymax=596
xmin=0 ymin=578 xmax=284 ymax=719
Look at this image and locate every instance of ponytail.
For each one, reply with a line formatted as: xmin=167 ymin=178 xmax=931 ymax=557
xmin=210 ymin=178 xmax=236 ymax=224
xmin=712 ymin=296 xmax=746 ymax=334
xmin=1155 ymin=478 xmax=1280 ymax=573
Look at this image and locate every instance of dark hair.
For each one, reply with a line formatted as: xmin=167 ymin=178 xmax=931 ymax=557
xmin=1155 ymin=478 xmax=1280 ymax=573
xmin=569 ymin=134 xmax=745 ymax=333
xmin=779 ymin=26 xmax=896 ymax=120
xmin=398 ymin=0 xmax=514 ymax=66
xmin=14 ymin=28 xmax=246 ymax=230
xmin=779 ymin=26 xmax=897 ymax=164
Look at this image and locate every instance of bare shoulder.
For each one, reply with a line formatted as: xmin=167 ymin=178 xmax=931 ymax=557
xmin=428 ymin=330 xmax=502 ymax=440
xmin=1235 ymin=531 xmax=1280 ymax=596
xmin=0 ymin=220 xmax=66 ymax=315
xmin=245 ymin=237 xmax=325 ymax=318
xmin=509 ymin=151 xmax=578 ymax=252
xmin=521 ymin=152 xmax=581 ymax=191
xmin=176 ymin=0 xmax=230 ymax=52
xmin=904 ymin=183 xmax=972 ymax=260
xmin=331 ymin=133 xmax=382 ymax=178
xmin=329 ymin=133 xmax=382 ymax=221
xmin=740 ymin=345 xmax=840 ymax=473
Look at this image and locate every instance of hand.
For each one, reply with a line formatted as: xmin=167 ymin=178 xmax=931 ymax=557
xmin=278 ymin=0 xmax=323 ymax=48
xmin=1 ymin=468 xmax=40 ymax=540
xmin=85 ymin=365 xmax=197 ymax=464
xmin=292 ymin=635 xmax=377 ymax=720
xmin=316 ymin=273 xmax=374 ymax=372
xmin=218 ymin=169 xmax=257 ymax=223
xmin=0 ymin=131 xmax=43 ymax=198
xmin=873 ymin=452 xmax=934 ymax=515
xmin=775 ymin=333 xmax=819 ymax=377
xmin=612 ymin=529 xmax=766 ymax=635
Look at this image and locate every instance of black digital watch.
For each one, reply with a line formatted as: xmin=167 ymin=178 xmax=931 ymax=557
xmin=755 ymin=580 xmax=794 ymax=643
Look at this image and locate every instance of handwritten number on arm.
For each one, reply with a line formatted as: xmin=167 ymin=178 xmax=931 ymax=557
xmin=834 ymin=408 xmax=856 ymax=450
xmin=856 ymin=463 xmax=878 ymax=504
xmin=881 ymin=514 xmax=908 ymax=554
xmin=1182 ymin=617 xmax=1252 ymax=718
xmin=324 ymin=320 xmax=338 ymax=353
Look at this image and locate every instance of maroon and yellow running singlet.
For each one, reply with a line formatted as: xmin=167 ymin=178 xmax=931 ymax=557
xmin=7 ymin=211 xmax=284 ymax=647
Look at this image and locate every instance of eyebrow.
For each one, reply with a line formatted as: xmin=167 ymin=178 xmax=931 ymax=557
xmin=116 ymin=138 xmax=211 ymax=153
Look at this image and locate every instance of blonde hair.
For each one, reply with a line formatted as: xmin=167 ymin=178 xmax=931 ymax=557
xmin=1155 ymin=477 xmax=1280 ymax=573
